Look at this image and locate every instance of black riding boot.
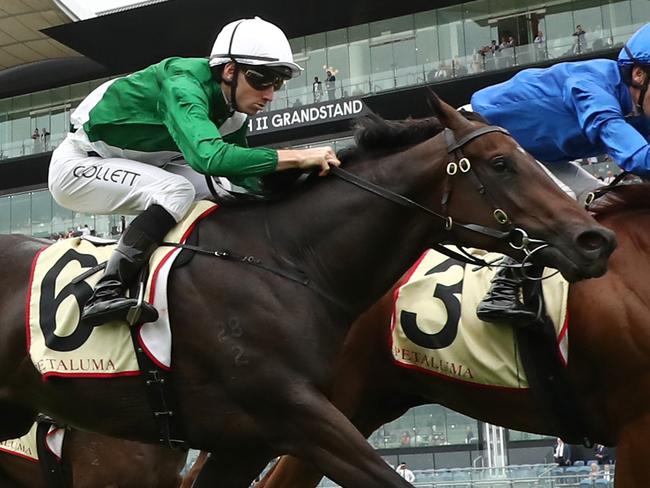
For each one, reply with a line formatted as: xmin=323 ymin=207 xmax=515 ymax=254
xmin=476 ymin=256 xmax=537 ymax=325
xmin=81 ymin=205 xmax=176 ymax=327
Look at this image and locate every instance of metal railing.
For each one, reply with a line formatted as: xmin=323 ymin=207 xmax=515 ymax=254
xmin=317 ymin=463 xmax=616 ymax=487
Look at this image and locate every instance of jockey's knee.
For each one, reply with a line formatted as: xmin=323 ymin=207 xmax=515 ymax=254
xmin=151 ymin=174 xmax=196 ymax=223
xmin=48 ymin=169 xmax=78 ymax=211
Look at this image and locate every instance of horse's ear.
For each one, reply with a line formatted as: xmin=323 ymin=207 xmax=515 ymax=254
xmin=427 ymin=91 xmax=472 ymax=132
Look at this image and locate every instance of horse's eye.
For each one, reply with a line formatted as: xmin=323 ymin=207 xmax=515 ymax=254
xmin=491 ymin=157 xmax=509 ymax=173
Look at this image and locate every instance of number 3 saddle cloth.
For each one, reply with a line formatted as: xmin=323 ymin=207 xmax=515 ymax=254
xmin=391 ymin=247 xmax=569 ymax=390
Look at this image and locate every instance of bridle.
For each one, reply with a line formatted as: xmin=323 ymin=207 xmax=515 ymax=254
xmin=330 ymin=124 xmax=552 ymax=277
xmin=168 ymin=123 xmax=555 ymax=313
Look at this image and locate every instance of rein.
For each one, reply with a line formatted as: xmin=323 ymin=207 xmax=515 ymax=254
xmin=76 ymin=124 xmax=554 ymax=315
xmin=157 ymin=242 xmax=353 ymax=314
xmin=584 ymin=171 xmax=629 ymax=208
xmin=330 ymin=125 xmax=548 ymax=268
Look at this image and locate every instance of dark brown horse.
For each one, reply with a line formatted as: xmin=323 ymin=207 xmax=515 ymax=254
xmin=260 ymin=185 xmax=650 ymax=488
xmin=0 ymin=97 xmax=614 ymax=488
xmin=0 ymin=428 xmax=187 ymax=487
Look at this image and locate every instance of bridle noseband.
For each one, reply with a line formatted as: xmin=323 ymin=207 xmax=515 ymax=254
xmin=330 ymin=124 xmax=551 ymax=271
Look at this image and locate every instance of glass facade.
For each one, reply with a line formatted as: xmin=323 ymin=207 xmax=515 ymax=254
xmin=0 ymin=189 xmax=126 ymax=239
xmin=0 ymin=78 xmax=112 ymax=160
xmin=276 ymin=0 xmax=647 ymax=110
xmin=369 ymin=405 xmax=481 ymax=449
xmin=1 ymin=0 xmax=648 ymax=159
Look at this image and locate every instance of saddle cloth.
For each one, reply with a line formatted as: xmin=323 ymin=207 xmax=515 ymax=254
xmin=27 ymin=201 xmax=218 ymax=378
xmin=0 ymin=422 xmax=64 ymax=462
xmin=390 ymin=247 xmax=569 ymax=390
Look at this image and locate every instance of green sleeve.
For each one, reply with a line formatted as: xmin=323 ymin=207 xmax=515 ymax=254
xmin=158 ymin=74 xmax=278 ymax=177
xmin=222 ymin=121 xmax=250 ymax=148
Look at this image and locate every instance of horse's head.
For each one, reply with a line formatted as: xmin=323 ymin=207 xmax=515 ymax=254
xmin=430 ymin=96 xmax=616 ymax=282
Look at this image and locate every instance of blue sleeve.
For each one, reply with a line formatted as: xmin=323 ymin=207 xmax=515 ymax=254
xmin=564 ymin=77 xmax=650 ymax=177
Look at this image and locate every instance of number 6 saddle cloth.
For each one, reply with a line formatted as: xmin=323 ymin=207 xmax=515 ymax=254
xmin=390 ymin=247 xmax=569 ymax=390
xmin=26 ymin=201 xmax=218 ymax=379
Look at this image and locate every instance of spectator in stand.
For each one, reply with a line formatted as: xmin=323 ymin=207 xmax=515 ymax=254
xmin=32 ymin=128 xmax=43 ymax=153
xmin=395 ymin=463 xmax=415 ymax=482
xmin=573 ymin=25 xmax=587 ymax=54
xmin=603 ymin=170 xmax=616 ymax=184
xmin=41 ymin=128 xmax=50 ymax=149
xmin=465 ymin=426 xmax=475 ymax=444
xmin=499 ymin=35 xmax=515 ymax=68
xmin=553 ymin=438 xmax=572 ymax=466
xmin=434 ymin=63 xmax=451 ymax=79
xmin=534 ymin=30 xmax=546 ymax=60
xmin=325 ymin=70 xmax=337 ymax=100
xmin=400 ymin=431 xmax=411 ymax=447
xmin=471 ymin=50 xmax=484 ymax=73
xmin=594 ymin=443 xmax=611 ymax=465
xmin=499 ymin=35 xmax=515 ymax=50
xmin=312 ymin=76 xmax=322 ymax=103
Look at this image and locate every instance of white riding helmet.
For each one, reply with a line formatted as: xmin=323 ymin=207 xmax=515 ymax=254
xmin=209 ymin=17 xmax=302 ymax=78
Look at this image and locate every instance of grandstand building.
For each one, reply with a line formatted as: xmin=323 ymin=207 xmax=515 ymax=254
xmin=0 ymin=0 xmax=636 ymax=473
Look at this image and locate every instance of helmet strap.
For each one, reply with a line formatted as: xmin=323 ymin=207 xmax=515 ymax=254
xmin=230 ymin=64 xmax=240 ymax=114
xmin=623 ymin=44 xmax=650 ymax=110
xmin=219 ymin=63 xmax=239 ymax=115
xmin=638 ymin=75 xmax=650 ymax=115
xmin=224 ymin=20 xmax=246 ymax=115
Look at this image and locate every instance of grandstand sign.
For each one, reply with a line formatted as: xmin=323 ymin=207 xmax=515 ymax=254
xmin=248 ymin=98 xmax=367 ymax=135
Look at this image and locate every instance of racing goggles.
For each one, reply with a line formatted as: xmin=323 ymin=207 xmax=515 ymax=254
xmin=242 ymin=66 xmax=289 ymax=92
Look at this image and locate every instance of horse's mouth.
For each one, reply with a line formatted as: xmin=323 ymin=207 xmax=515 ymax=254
xmin=532 ymin=246 xmax=608 ymax=283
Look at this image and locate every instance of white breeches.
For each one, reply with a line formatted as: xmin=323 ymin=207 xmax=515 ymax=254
xmin=49 ymin=131 xmax=222 ymax=222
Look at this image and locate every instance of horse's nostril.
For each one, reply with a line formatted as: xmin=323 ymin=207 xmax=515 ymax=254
xmin=576 ymin=229 xmax=614 ymax=253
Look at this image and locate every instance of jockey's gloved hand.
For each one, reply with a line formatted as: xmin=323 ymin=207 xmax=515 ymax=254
xmin=277 ymin=147 xmax=341 ymax=176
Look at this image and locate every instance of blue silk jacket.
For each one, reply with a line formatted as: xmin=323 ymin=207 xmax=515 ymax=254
xmin=471 ymin=59 xmax=650 ymax=177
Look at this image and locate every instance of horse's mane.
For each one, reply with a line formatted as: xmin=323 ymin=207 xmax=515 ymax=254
xmin=589 ymin=182 xmax=650 ymax=216
xmin=260 ymin=109 xmax=486 ymax=196
xmin=339 ymin=109 xmax=486 ymax=164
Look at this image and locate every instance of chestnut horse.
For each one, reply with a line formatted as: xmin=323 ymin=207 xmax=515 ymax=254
xmin=0 ymin=97 xmax=614 ymax=488
xmin=260 ymin=185 xmax=650 ymax=488
xmin=0 ymin=428 xmax=187 ymax=488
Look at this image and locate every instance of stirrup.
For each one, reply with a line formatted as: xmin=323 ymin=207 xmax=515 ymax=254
xmin=81 ymin=299 xmax=158 ymax=328
xmin=126 ymin=281 xmax=147 ymax=326
xmin=476 ymin=305 xmax=538 ymax=326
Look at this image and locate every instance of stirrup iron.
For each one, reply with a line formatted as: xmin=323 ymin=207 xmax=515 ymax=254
xmin=126 ymin=281 xmax=146 ymax=326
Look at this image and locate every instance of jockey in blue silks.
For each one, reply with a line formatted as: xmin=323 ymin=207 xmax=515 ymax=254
xmin=468 ymin=22 xmax=650 ymax=325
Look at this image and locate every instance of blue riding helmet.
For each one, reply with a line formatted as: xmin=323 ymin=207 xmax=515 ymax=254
xmin=618 ymin=22 xmax=650 ymax=85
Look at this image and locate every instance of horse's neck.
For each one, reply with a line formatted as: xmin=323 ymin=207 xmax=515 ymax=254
xmin=269 ymin=139 xmax=446 ymax=316
xmin=597 ymin=210 xmax=650 ymax=298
